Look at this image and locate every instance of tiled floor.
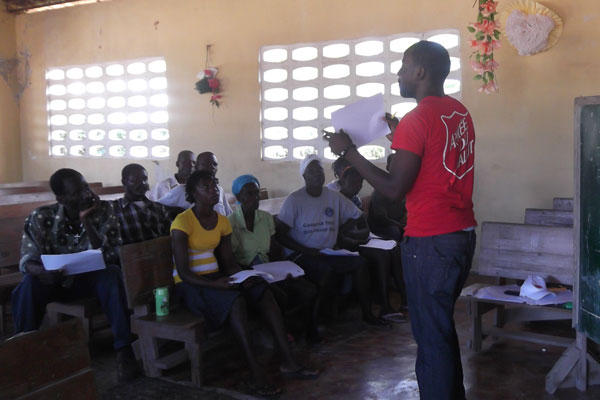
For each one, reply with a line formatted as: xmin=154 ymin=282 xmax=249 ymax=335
xmin=86 ymin=281 xmax=600 ymax=400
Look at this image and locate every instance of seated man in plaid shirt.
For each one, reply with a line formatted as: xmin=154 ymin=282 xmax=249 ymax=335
xmin=112 ymin=163 xmax=180 ymax=246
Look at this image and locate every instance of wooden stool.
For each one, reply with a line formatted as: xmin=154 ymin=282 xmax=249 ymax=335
xmin=46 ymin=298 xmax=100 ymax=341
xmin=120 ymin=236 xmax=206 ymax=386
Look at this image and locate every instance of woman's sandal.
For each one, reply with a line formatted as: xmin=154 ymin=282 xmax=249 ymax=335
xmin=280 ymin=365 xmax=321 ymax=380
xmin=380 ymin=312 xmax=408 ymax=324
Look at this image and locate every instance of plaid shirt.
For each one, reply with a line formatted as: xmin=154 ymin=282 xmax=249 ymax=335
xmin=111 ymin=197 xmax=174 ymax=245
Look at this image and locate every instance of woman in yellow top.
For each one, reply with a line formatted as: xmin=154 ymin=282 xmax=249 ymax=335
xmin=171 ymin=170 xmax=318 ymax=396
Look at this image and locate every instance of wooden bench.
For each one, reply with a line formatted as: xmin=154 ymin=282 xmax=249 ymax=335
xmin=0 ymin=186 xmax=124 ymax=206
xmin=461 ymin=221 xmax=574 ymax=352
xmin=0 ymin=182 xmax=102 ymax=196
xmin=120 ymin=236 xmax=205 ymax=386
xmin=0 ymin=319 xmax=96 ymax=399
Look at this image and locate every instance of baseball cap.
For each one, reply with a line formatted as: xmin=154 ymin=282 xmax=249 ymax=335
xmin=519 ymin=275 xmax=557 ymax=301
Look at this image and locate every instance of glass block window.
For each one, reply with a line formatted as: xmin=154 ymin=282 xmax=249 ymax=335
xmin=259 ymin=29 xmax=461 ymax=161
xmin=46 ymin=57 xmax=169 ymax=159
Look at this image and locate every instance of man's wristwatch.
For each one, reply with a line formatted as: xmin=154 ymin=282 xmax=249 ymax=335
xmin=340 ymin=144 xmax=356 ymax=156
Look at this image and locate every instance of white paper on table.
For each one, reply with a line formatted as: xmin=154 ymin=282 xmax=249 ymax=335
xmin=360 ymin=238 xmax=397 ymax=250
xmin=472 ymin=284 xmax=573 ymax=306
xmin=229 ymin=270 xmax=275 ymax=284
xmin=41 ymin=249 xmax=106 ymax=276
xmin=252 ymin=261 xmax=305 ymax=283
xmin=331 ymin=94 xmax=390 ymax=147
xmin=320 ymin=248 xmax=360 ymax=256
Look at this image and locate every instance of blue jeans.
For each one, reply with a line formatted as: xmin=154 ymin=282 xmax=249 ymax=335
xmin=401 ymin=230 xmax=476 ymax=400
xmin=11 ymin=265 xmax=132 ymax=350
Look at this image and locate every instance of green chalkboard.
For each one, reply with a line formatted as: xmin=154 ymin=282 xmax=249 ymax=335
xmin=576 ymin=97 xmax=600 ymax=343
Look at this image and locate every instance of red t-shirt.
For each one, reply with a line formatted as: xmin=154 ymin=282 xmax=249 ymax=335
xmin=391 ymin=96 xmax=477 ymax=237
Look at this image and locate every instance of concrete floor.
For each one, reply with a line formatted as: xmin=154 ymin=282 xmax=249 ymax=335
xmin=86 ymin=279 xmax=600 ymax=400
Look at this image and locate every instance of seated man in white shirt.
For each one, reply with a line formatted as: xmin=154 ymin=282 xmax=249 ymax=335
xmin=149 ymin=150 xmax=195 ymax=201
xmin=158 ymin=151 xmax=232 ymax=216
xmin=275 ymin=154 xmax=386 ymax=336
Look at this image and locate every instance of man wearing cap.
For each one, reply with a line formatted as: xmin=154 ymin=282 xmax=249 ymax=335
xmin=150 ymin=150 xmax=195 ymax=201
xmin=327 ymin=41 xmax=476 ymax=400
xmin=275 ymin=154 xmax=384 ymax=341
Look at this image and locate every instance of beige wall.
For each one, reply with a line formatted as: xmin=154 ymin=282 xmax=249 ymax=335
xmin=0 ymin=7 xmax=22 ymax=182
xmin=10 ymin=0 xmax=600 ymax=227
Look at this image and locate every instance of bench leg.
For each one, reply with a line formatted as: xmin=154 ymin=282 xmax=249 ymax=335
xmin=186 ymin=342 xmax=202 ymax=387
xmin=467 ymin=300 xmax=483 ymax=352
xmin=140 ymin=336 xmax=161 ymax=378
xmin=46 ymin=309 xmax=61 ymax=326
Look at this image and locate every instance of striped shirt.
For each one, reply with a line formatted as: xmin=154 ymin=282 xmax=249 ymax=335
xmin=170 ymin=208 xmax=232 ymax=283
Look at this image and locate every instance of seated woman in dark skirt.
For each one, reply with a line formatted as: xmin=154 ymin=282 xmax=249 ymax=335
xmin=228 ymin=174 xmax=319 ymax=343
xmin=171 ymin=171 xmax=318 ymax=396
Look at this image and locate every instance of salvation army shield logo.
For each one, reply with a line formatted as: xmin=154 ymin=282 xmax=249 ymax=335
xmin=441 ymin=111 xmax=474 ymax=180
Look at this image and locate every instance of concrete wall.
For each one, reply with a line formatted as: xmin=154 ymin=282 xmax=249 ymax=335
xmin=9 ymin=0 xmax=600 ymax=227
xmin=0 ymin=7 xmax=21 ymax=182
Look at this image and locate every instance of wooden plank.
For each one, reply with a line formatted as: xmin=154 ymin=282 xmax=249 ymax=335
xmin=478 ymin=222 xmax=574 ymax=284
xmin=154 ymin=348 xmax=189 ymax=370
xmin=20 ymin=369 xmax=96 ymax=400
xmin=554 ymin=198 xmax=574 ymax=211
xmin=524 ymin=208 xmax=573 ymax=227
xmin=119 ymin=236 xmax=175 ymax=309
xmin=259 ymin=197 xmax=286 ymax=216
xmin=484 ymin=326 xmax=573 ymax=348
xmin=0 ymin=183 xmax=102 ymax=196
xmin=0 ymin=186 xmax=124 ymax=206
xmin=479 ymin=249 xmax=573 ymax=284
xmin=0 ymin=319 xmax=91 ymax=399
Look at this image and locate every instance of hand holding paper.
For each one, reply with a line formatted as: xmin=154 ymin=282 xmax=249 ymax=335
xmin=330 ymin=94 xmax=390 ymax=147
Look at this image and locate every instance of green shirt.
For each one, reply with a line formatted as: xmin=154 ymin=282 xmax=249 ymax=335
xmin=228 ymin=207 xmax=275 ymax=266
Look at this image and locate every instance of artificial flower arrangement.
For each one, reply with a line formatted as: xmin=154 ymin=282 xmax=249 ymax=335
xmin=195 ymin=67 xmax=222 ymax=107
xmin=468 ymin=0 xmax=501 ymax=94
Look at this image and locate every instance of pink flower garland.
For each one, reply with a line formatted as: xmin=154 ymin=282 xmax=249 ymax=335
xmin=468 ymin=0 xmax=501 ymax=94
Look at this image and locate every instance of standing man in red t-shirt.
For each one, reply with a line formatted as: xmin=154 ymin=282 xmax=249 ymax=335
xmin=327 ymin=41 xmax=476 ymax=400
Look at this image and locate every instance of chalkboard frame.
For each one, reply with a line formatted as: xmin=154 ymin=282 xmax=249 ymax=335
xmin=574 ymin=95 xmax=600 ymax=342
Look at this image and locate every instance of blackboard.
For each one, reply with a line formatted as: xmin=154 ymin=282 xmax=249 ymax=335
xmin=575 ymin=96 xmax=600 ymax=344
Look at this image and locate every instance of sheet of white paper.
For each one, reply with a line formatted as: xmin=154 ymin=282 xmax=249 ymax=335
xmin=472 ymin=284 xmax=573 ymax=306
xmin=360 ymin=238 xmax=397 ymax=250
xmin=331 ymin=94 xmax=390 ymax=147
xmin=320 ymin=248 xmax=360 ymax=256
xmin=252 ymin=261 xmax=305 ymax=283
xmin=41 ymin=249 xmax=106 ymax=276
xmin=229 ymin=270 xmax=274 ymax=284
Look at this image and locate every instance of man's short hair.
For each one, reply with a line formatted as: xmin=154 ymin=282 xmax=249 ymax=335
xmin=121 ymin=163 xmax=145 ymax=180
xmin=409 ymin=41 xmax=451 ymax=84
xmin=49 ymin=168 xmax=83 ymax=196
xmin=177 ymin=150 xmax=194 ymax=162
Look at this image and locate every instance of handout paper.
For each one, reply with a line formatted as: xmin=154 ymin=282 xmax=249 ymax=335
xmin=229 ymin=270 xmax=274 ymax=284
xmin=41 ymin=249 xmax=106 ymax=276
xmin=331 ymin=94 xmax=390 ymax=147
xmin=320 ymin=248 xmax=360 ymax=256
xmin=360 ymin=238 xmax=397 ymax=250
xmin=252 ymin=261 xmax=305 ymax=283
xmin=472 ymin=284 xmax=573 ymax=306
